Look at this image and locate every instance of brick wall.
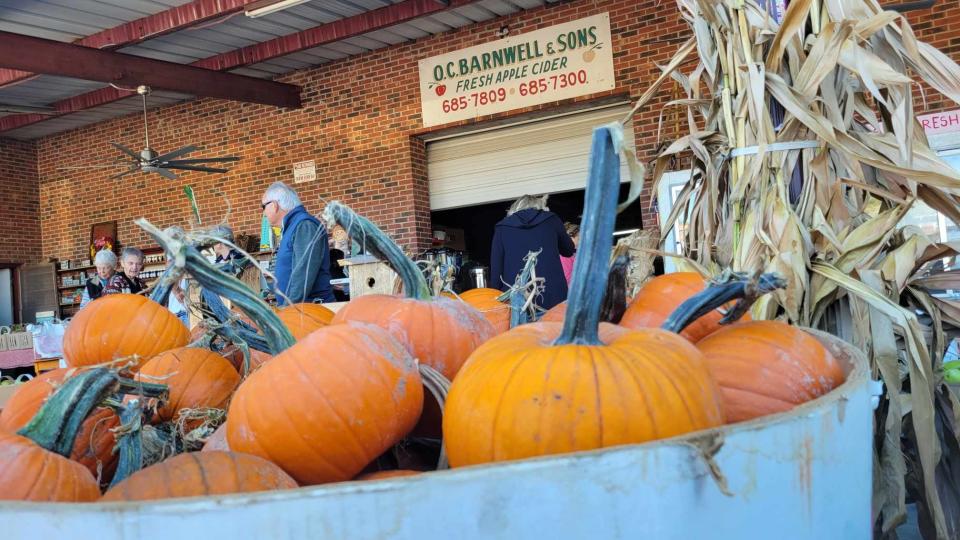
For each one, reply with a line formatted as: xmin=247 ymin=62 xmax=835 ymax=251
xmin=0 ymin=137 xmax=41 ymax=263
xmin=33 ymin=0 xmax=960 ymax=261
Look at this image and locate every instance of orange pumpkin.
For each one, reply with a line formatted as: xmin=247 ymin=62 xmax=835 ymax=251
xmin=697 ymin=321 xmax=845 ymax=423
xmin=0 ymin=369 xmax=119 ymax=501
xmin=276 ymin=302 xmax=335 ymax=340
xmin=136 ymin=347 xmax=240 ymax=423
xmin=101 ymin=451 xmax=297 ymax=501
xmin=0 ymin=432 xmax=101 ymax=501
xmin=356 ymin=470 xmax=420 ymax=480
xmin=326 ymin=202 xmax=494 ymax=381
xmin=227 ymin=322 xmax=424 ymax=485
xmin=620 ymin=272 xmax=750 ymax=342
xmin=444 ymin=128 xmax=725 ymax=467
xmin=458 ymin=288 xmax=510 ymax=334
xmin=0 ymin=368 xmax=120 ymax=483
xmin=63 ymin=294 xmax=190 ymax=369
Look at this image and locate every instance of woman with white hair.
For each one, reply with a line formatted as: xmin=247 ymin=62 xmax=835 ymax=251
xmin=79 ymin=249 xmax=117 ymax=307
xmin=103 ymin=247 xmax=147 ymax=295
xmin=490 ymin=194 xmax=575 ymax=310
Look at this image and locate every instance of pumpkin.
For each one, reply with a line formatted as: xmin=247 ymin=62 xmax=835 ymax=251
xmin=227 ymin=322 xmax=424 ymax=485
xmin=326 ymin=202 xmax=495 ymax=382
xmin=101 ymin=451 xmax=297 ymax=501
xmin=696 ymin=320 xmax=845 ymax=422
xmin=443 ymin=127 xmax=726 ymax=467
xmin=620 ymin=272 xmax=750 ymax=342
xmin=458 ymin=288 xmax=510 ymax=334
xmin=63 ymin=293 xmax=190 ymax=369
xmin=356 ymin=470 xmax=420 ymax=480
xmin=202 ymin=422 xmax=230 ymax=452
xmin=136 ymin=347 xmax=240 ymax=423
xmin=277 ymin=302 xmax=335 ymax=340
xmin=140 ymin=224 xmax=423 ymax=485
xmin=0 ymin=368 xmax=121 ymax=483
xmin=0 ymin=368 xmax=119 ymax=501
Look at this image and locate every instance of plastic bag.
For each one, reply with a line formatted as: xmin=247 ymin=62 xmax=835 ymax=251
xmin=29 ymin=320 xmax=67 ymax=359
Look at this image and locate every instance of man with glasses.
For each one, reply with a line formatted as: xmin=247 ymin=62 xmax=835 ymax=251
xmin=261 ymin=181 xmax=335 ymax=305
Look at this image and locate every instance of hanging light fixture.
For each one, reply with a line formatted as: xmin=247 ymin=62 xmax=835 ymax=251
xmin=245 ymin=0 xmax=313 ymax=18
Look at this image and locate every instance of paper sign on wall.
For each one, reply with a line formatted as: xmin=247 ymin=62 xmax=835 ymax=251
xmin=293 ymin=160 xmax=316 ymax=183
xmin=418 ymin=13 xmax=616 ymax=128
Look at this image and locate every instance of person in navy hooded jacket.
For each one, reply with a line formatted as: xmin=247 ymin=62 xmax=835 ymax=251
xmin=261 ymin=181 xmax=335 ymax=305
xmin=490 ymin=194 xmax=576 ymax=310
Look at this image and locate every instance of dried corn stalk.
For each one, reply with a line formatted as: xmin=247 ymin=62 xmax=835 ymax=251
xmin=628 ymin=0 xmax=960 ymax=537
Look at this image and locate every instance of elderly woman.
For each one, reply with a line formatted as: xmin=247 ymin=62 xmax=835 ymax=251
xmin=79 ymin=249 xmax=118 ymax=307
xmin=490 ymin=194 xmax=575 ymax=310
xmin=209 ymin=225 xmax=261 ymax=294
xmin=103 ymin=247 xmax=146 ymax=295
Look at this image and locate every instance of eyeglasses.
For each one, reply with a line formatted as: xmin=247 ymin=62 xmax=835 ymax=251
xmin=261 ymin=200 xmax=276 ymax=211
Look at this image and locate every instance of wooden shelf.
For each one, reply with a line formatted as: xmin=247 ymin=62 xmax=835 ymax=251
xmin=58 ymin=284 xmax=85 ymax=290
xmin=57 ymin=265 xmax=94 ymax=273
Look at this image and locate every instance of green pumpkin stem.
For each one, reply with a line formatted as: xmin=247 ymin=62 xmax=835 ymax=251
xmin=135 ymin=220 xmax=295 ymax=355
xmin=117 ymin=377 xmax=169 ymax=399
xmin=554 ymin=126 xmax=623 ymax=346
xmin=660 ymin=271 xmax=787 ymax=334
xmin=17 ymin=368 xmax=119 ymax=457
xmin=109 ymin=400 xmax=144 ymax=489
xmin=322 ymin=201 xmax=431 ymax=301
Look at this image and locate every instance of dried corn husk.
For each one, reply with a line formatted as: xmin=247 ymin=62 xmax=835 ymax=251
xmin=629 ymin=1 xmax=960 ymax=537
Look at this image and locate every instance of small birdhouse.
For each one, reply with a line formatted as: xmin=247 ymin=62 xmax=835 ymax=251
xmin=340 ymin=255 xmax=397 ymax=298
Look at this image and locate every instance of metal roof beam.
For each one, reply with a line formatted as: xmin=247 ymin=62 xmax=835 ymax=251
xmin=0 ymin=0 xmax=478 ymax=134
xmin=0 ymin=0 xmax=260 ymax=89
xmin=0 ymin=31 xmax=301 ymax=108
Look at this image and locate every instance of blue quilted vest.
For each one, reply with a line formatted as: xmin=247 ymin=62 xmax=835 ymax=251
xmin=274 ymin=205 xmax=333 ymax=305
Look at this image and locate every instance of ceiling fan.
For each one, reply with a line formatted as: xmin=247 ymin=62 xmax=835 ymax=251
xmin=59 ymin=85 xmax=240 ymax=180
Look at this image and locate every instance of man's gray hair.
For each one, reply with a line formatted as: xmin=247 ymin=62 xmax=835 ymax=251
xmin=94 ymin=249 xmax=117 ymax=267
xmin=120 ymin=246 xmax=144 ymax=262
xmin=264 ymin=181 xmax=302 ymax=211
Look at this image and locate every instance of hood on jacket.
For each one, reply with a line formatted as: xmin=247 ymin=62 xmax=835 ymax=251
xmin=497 ymin=208 xmax=553 ymax=229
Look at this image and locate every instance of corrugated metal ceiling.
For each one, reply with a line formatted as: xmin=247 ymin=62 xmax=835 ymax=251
xmin=0 ymin=0 xmax=544 ymax=140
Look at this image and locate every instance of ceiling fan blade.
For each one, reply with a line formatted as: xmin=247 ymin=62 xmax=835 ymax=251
xmin=110 ymin=168 xmax=139 ymax=181
xmin=155 ymin=168 xmax=179 ymax=180
xmin=155 ymin=145 xmax=198 ymax=162
xmin=110 ymin=142 xmax=141 ymax=160
xmin=165 ymin=164 xmax=228 ymax=174
xmin=164 ymin=156 xmax=240 ymax=165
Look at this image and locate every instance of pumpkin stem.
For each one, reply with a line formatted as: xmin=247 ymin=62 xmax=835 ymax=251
xmin=660 ymin=271 xmax=787 ymax=334
xmin=322 ymin=202 xmax=432 ymax=301
xmin=17 ymin=368 xmax=120 ymax=457
xmin=600 ymin=250 xmax=630 ymax=324
xmin=554 ymin=126 xmax=622 ymax=346
xmin=136 ymin=219 xmax=295 ymax=355
xmin=504 ymin=250 xmax=543 ymax=328
xmin=417 ymin=364 xmax=450 ymax=471
xmin=147 ymin=264 xmax=176 ymax=305
xmin=117 ymin=377 xmax=170 ymax=400
xmin=200 ymin=287 xmax=272 ymax=353
xmin=109 ymin=399 xmax=144 ymax=489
